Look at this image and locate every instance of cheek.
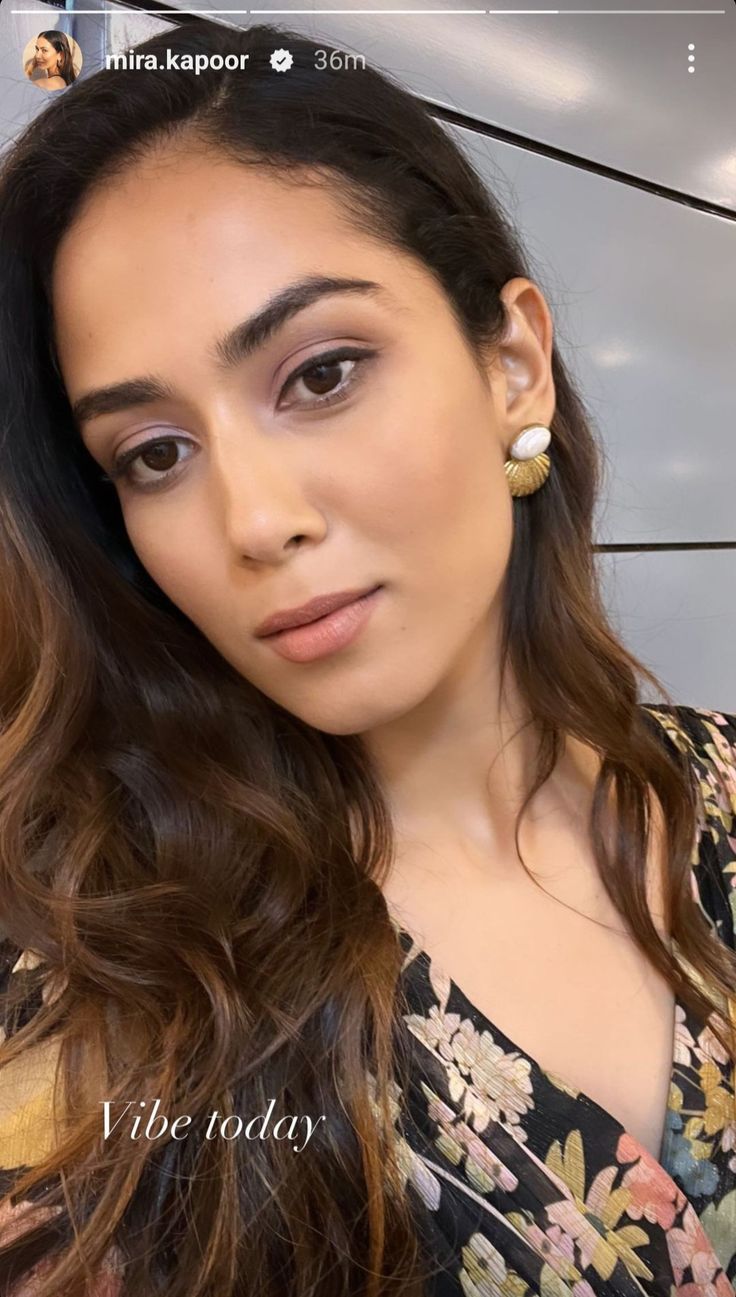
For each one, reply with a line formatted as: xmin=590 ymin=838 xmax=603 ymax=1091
xmin=354 ymin=396 xmax=511 ymax=578
xmin=122 ymin=507 xmax=220 ymax=617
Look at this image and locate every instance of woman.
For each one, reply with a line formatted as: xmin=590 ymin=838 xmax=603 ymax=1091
xmin=23 ymin=30 xmax=76 ymax=91
xmin=0 ymin=17 xmax=734 ymax=1297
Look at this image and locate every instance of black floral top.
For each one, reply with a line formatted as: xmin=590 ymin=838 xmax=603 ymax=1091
xmin=389 ymin=704 xmax=736 ymax=1297
xmin=1 ymin=704 xmax=734 ymax=1297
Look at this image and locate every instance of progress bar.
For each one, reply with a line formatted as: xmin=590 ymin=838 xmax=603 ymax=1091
xmin=10 ymin=6 xmax=729 ymax=12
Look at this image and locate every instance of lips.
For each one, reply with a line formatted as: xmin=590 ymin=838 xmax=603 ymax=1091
xmin=258 ymin=587 xmax=382 ymax=664
xmin=254 ymin=585 xmax=380 ymax=638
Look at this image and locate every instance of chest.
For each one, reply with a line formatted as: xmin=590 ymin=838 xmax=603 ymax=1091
xmin=383 ymin=816 xmax=675 ymax=1162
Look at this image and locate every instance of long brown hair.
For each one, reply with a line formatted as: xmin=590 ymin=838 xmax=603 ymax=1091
xmin=0 ymin=18 xmax=734 ymax=1296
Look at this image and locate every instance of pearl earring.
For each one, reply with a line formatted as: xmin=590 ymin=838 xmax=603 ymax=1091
xmin=504 ymin=424 xmax=552 ymax=497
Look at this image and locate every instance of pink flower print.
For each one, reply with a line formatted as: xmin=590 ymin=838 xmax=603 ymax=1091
xmin=668 ymin=1202 xmax=724 ymax=1287
xmin=713 ymin=1268 xmax=736 ymax=1297
xmin=415 ymin=1014 xmax=535 ymax=1133
xmin=696 ymin=1021 xmax=731 ymax=1069
xmin=542 ymin=1222 xmax=576 ymax=1264
xmin=456 ymin=1124 xmax=519 ymax=1196
xmin=470 ymin=1030 xmax=534 ymax=1124
xmin=515 ymin=1219 xmax=579 ymax=1283
xmin=700 ymin=766 xmax=733 ymax=829
xmin=545 ymin=1196 xmax=637 ymax=1282
xmin=703 ymin=721 xmax=736 ymax=787
xmin=572 ymin=1282 xmax=598 ymax=1297
xmin=422 ymin=1080 xmax=461 ymax=1130
xmin=421 ymin=1082 xmax=518 ymax=1195
xmin=617 ymin=1132 xmax=683 ymax=1231
xmin=674 ymin=1003 xmax=697 ymax=1067
xmin=680 ymin=1273 xmax=736 ymax=1297
xmin=404 ymin=1003 xmax=463 ymax=1062
xmin=546 ymin=1149 xmax=653 ymax=1282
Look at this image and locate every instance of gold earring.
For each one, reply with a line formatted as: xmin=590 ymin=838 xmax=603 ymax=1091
xmin=504 ymin=424 xmax=552 ymax=497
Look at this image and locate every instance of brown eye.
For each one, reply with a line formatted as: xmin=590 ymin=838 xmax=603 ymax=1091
xmin=106 ymin=435 xmax=195 ymax=492
xmin=278 ymin=346 xmax=378 ymax=410
xmin=138 ymin=442 xmax=179 ymax=472
xmin=300 ymin=360 xmax=344 ymax=397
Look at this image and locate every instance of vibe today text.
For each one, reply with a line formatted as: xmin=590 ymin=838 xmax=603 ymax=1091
xmin=101 ymin=1097 xmax=325 ymax=1153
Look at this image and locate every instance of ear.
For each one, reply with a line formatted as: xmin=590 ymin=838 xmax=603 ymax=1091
xmin=491 ymin=278 xmax=556 ymax=441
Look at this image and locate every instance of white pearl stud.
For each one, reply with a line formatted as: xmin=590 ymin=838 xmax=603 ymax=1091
xmin=509 ymin=425 xmax=551 ymax=461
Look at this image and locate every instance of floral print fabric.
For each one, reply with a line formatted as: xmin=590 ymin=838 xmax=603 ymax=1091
xmin=390 ymin=704 xmax=736 ymax=1296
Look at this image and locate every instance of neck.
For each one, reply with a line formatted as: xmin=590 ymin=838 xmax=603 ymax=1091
xmin=361 ymin=616 xmax=602 ymax=870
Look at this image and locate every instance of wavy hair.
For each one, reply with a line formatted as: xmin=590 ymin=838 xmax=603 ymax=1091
xmin=1 ymin=17 xmax=734 ymax=1296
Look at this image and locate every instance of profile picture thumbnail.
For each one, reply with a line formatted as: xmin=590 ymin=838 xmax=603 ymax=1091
xmin=23 ymin=31 xmax=83 ymax=92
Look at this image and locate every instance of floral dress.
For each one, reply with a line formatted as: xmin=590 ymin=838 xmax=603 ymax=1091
xmin=1 ymin=703 xmax=735 ymax=1296
xmin=389 ymin=704 xmax=736 ymax=1297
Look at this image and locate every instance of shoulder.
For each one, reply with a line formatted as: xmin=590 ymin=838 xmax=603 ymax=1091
xmin=640 ymin=702 xmax=736 ymax=947
xmin=46 ymin=75 xmax=67 ymax=91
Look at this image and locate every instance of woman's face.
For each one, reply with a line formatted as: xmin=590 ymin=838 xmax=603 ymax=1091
xmin=34 ymin=38 xmax=57 ymax=70
xmin=52 ymin=147 xmax=555 ymax=735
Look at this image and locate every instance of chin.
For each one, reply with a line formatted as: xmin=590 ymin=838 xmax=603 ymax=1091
xmin=267 ymin=695 xmax=388 ymax=737
xmin=265 ymin=674 xmax=435 ymax=738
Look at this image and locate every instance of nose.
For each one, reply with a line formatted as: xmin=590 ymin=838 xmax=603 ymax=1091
xmin=208 ymin=427 xmax=327 ymax=566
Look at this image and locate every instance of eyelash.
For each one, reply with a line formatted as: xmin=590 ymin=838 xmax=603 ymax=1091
xmin=102 ymin=345 xmax=377 ymax=493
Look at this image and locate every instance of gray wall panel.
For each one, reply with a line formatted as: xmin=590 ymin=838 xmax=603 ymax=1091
xmin=598 ymin=549 xmax=735 ymax=713
xmin=163 ymin=2 xmax=736 ymax=209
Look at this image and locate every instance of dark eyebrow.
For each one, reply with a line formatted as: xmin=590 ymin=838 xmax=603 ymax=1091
xmin=70 ymin=274 xmax=386 ymax=426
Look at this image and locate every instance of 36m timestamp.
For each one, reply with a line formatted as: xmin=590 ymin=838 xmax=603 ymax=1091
xmin=314 ymin=48 xmax=367 ymax=71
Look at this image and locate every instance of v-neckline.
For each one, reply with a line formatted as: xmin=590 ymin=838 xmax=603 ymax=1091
xmin=392 ymin=915 xmax=687 ymax=1175
xmin=388 ymin=704 xmax=717 ymax=1182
